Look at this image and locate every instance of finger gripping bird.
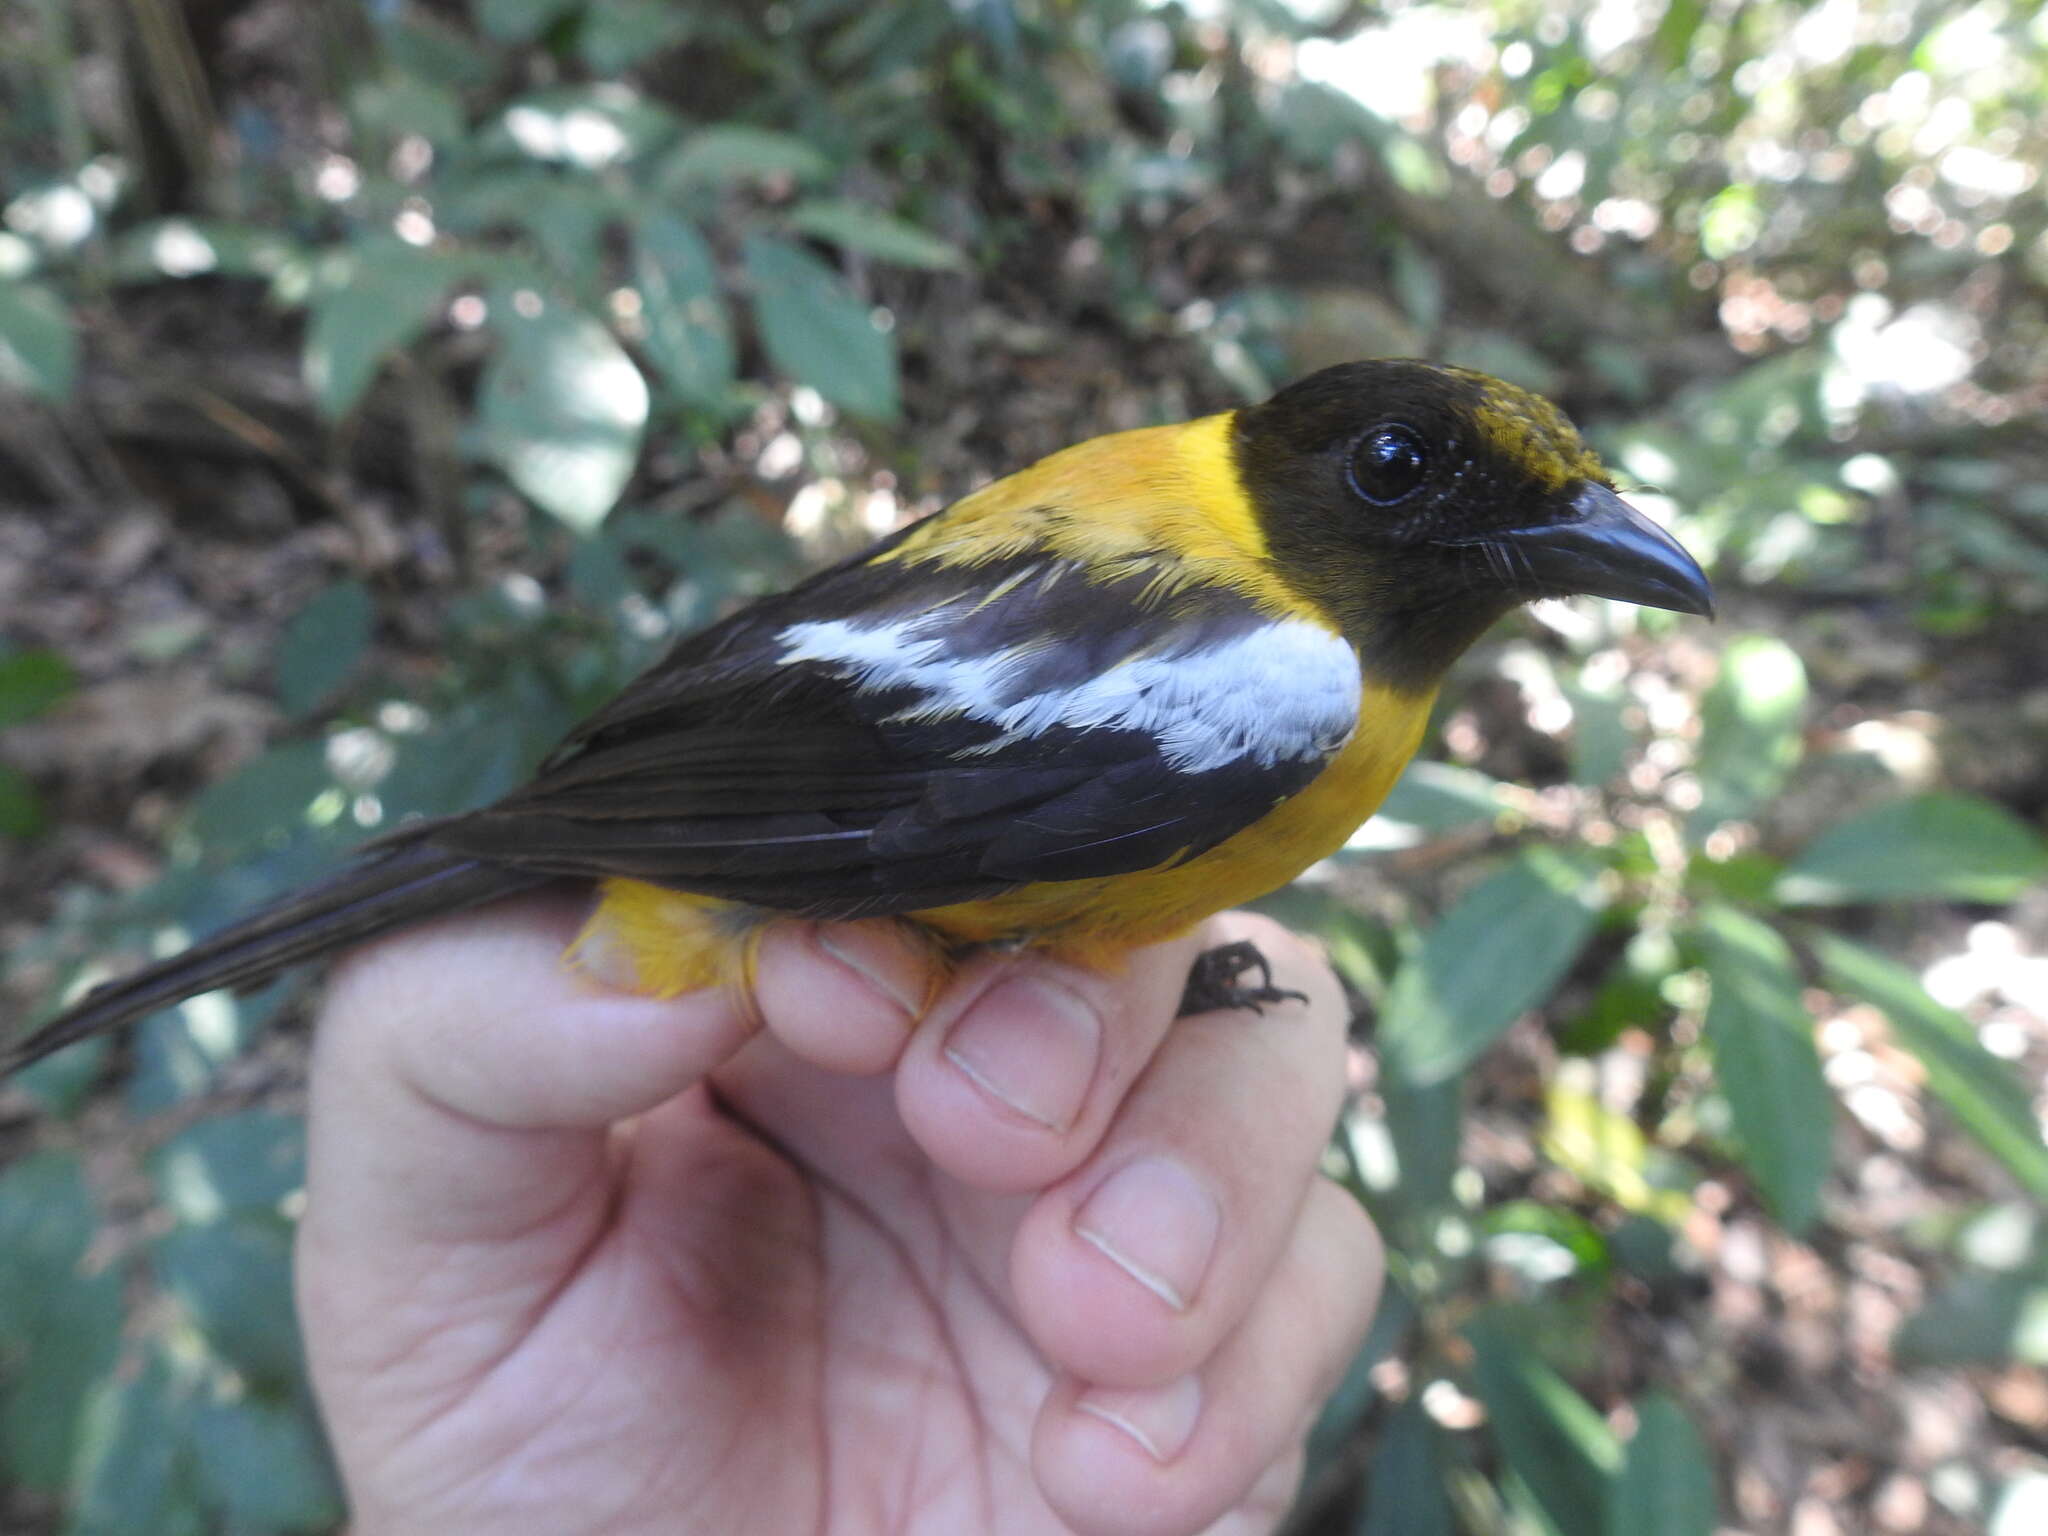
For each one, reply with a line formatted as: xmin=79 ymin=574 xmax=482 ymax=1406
xmin=6 ymin=361 xmax=1713 ymax=1073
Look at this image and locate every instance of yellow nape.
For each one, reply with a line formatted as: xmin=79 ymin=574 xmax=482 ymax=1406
xmin=568 ymin=880 xmax=764 ymax=998
xmin=882 ymin=413 xmax=1315 ymax=620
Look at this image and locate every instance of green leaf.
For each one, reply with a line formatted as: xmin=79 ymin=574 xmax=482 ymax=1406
xmin=0 ymin=280 xmax=77 ymax=400
xmin=786 ymin=198 xmax=965 ymax=270
xmin=633 ymin=214 xmax=735 ymax=406
xmin=1565 ymin=666 xmax=1633 ymax=787
xmin=478 ymin=294 xmax=650 ymax=531
xmin=1355 ymin=760 xmax=1505 ymax=849
xmin=111 ymin=219 xmax=305 ymax=283
xmin=0 ymin=643 xmax=74 ymax=729
xmin=1610 ymin=1394 xmax=1717 ymax=1536
xmin=190 ymin=1396 xmax=342 ymax=1532
xmin=351 ymin=72 xmax=467 ymax=147
xmin=474 ymin=0 xmax=578 ymax=44
xmin=1466 ymin=1313 xmax=1621 ymax=1534
xmin=743 ymin=235 xmax=899 ymax=420
xmin=276 ymin=580 xmax=374 ymax=716
xmin=1543 ymin=1079 xmax=1693 ymax=1226
xmin=187 ymin=738 xmax=336 ymax=854
xmin=1778 ymin=793 xmax=2048 ymax=905
xmin=1695 ymin=906 xmax=1831 ymax=1232
xmin=0 ymin=763 xmax=44 ymax=838
xmin=151 ymin=1111 xmax=306 ymax=1225
xmin=1363 ymin=1026 xmax=1464 ymax=1225
xmin=154 ymin=1219 xmax=305 ymax=1387
xmin=304 ymin=244 xmax=456 ymax=417
xmin=70 ymin=1347 xmax=208 ymax=1536
xmin=490 ymin=84 xmax=679 ymax=170
xmin=579 ymin=0 xmax=696 ymax=72
xmin=0 ymin=645 xmax=75 ymax=729
xmin=1379 ymin=847 xmax=1606 ymax=1084
xmin=1895 ymin=1269 xmax=2048 ymax=1368
xmin=662 ymin=127 xmax=831 ymax=190
xmin=1812 ymin=932 xmax=2048 ymax=1200
xmin=1362 ymin=1400 xmax=1456 ymax=1536
xmin=1689 ymin=636 xmax=1806 ymax=835
xmin=0 ymin=1152 xmax=125 ymax=1493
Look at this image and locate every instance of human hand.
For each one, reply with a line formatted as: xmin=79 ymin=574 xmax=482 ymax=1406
xmin=296 ymin=897 xmax=1382 ymax=1535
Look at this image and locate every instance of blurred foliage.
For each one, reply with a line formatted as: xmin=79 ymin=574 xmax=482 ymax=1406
xmin=2 ymin=0 xmax=2046 ymax=1532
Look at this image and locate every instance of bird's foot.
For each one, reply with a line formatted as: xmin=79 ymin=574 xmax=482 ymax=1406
xmin=1177 ymin=939 xmax=1309 ymax=1018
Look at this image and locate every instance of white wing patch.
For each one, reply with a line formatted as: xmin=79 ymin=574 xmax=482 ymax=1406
xmin=777 ymin=611 xmax=1360 ymax=774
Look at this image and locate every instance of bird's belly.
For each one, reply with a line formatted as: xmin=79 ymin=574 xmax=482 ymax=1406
xmin=912 ymin=681 xmax=1435 ymax=965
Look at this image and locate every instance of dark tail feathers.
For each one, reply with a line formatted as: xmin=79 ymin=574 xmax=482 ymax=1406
xmin=4 ymin=842 xmax=543 ymax=1076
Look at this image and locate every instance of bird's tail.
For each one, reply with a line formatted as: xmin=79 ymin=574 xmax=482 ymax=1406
xmin=4 ymin=839 xmax=544 ymax=1076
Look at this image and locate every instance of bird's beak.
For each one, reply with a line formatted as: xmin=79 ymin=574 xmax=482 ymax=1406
xmin=1491 ymin=482 xmax=1715 ymax=618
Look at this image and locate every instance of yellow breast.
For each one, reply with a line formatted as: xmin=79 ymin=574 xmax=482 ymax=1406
xmin=909 ymin=679 xmax=1436 ymax=966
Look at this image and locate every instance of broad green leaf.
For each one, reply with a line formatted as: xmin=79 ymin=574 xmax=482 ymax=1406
xmin=304 ymin=245 xmax=456 ymax=417
xmin=0 ymin=762 xmax=45 ymax=838
xmin=491 ymin=84 xmax=678 ymax=170
xmin=1369 ymin=1049 xmax=1462 ymax=1221
xmin=1696 ymin=906 xmax=1831 ymax=1232
xmin=112 ymin=219 xmax=304 ymax=283
xmin=376 ymin=708 xmax=537 ymax=822
xmin=786 ymin=198 xmax=965 ymax=270
xmin=154 ymin=1219 xmax=305 ymax=1387
xmin=276 ymin=580 xmax=374 ymax=716
xmin=0 ymin=645 xmax=74 ymax=728
xmin=475 ymin=0 xmax=578 ymax=44
xmin=1379 ymin=847 xmax=1606 ymax=1084
xmin=1362 ymin=1400 xmax=1456 ymax=1536
xmin=384 ymin=13 xmax=495 ymax=88
xmin=0 ymin=1153 xmax=125 ymax=1492
xmin=1895 ymin=1269 xmax=2048 ymax=1368
xmin=1353 ymin=760 xmax=1504 ymax=850
xmin=633 ymin=214 xmax=735 ymax=406
xmin=1466 ymin=1313 xmax=1620 ymax=1535
xmin=1565 ymin=666 xmax=1633 ymax=787
xmin=1778 ymin=793 xmax=2048 ymax=905
xmin=744 ymin=235 xmax=899 ymax=420
xmin=187 ymin=738 xmax=335 ymax=853
xmin=662 ymin=127 xmax=831 ymax=190
xmin=478 ymin=295 xmax=650 ymax=531
xmin=350 ymin=73 xmax=467 ymax=147
xmin=580 ymin=0 xmax=697 ymax=71
xmin=1543 ymin=1079 xmax=1693 ymax=1226
xmin=150 ymin=1111 xmax=306 ymax=1225
xmin=1812 ymin=932 xmax=2048 ymax=1200
xmin=0 ymin=280 xmax=76 ymax=400
xmin=190 ymin=1396 xmax=342 ymax=1532
xmin=1610 ymin=1395 xmax=1717 ymax=1536
xmin=1690 ymin=636 xmax=1806 ymax=835
xmin=70 ymin=1348 xmax=208 ymax=1536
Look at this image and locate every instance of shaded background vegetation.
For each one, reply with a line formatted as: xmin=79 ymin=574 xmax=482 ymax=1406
xmin=2 ymin=0 xmax=2045 ymax=1531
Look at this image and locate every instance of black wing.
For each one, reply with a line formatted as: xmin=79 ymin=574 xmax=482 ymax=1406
xmin=427 ymin=545 xmax=1362 ymax=919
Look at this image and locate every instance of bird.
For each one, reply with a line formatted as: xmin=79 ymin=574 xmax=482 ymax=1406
xmin=4 ymin=360 xmax=1712 ymax=1075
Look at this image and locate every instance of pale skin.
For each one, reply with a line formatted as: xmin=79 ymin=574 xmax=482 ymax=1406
xmin=297 ymin=900 xmax=1383 ymax=1536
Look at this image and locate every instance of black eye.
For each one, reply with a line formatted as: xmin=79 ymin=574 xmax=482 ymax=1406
xmin=1349 ymin=425 xmax=1429 ymax=505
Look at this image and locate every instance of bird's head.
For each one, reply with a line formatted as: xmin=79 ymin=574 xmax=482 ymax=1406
xmin=1235 ymin=360 xmax=1713 ymax=692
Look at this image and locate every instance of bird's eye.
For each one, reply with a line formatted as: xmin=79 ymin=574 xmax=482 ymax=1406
xmin=1348 ymin=425 xmax=1429 ymax=505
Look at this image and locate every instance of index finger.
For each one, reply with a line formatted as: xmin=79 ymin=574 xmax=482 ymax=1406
xmin=301 ymin=890 xmax=756 ymax=1248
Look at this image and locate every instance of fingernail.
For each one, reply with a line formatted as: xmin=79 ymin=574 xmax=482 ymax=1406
xmin=1076 ymin=1374 xmax=1202 ymax=1464
xmin=1074 ymin=1156 xmax=1220 ymax=1312
xmin=944 ymin=973 xmax=1100 ymax=1131
xmin=816 ymin=927 xmax=923 ymax=1020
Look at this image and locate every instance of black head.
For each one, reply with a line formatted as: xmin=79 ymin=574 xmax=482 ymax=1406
xmin=1234 ymin=360 xmax=1713 ymax=692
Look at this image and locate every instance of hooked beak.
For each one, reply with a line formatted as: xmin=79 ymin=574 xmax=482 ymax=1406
xmin=1489 ymin=482 xmax=1715 ymax=618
